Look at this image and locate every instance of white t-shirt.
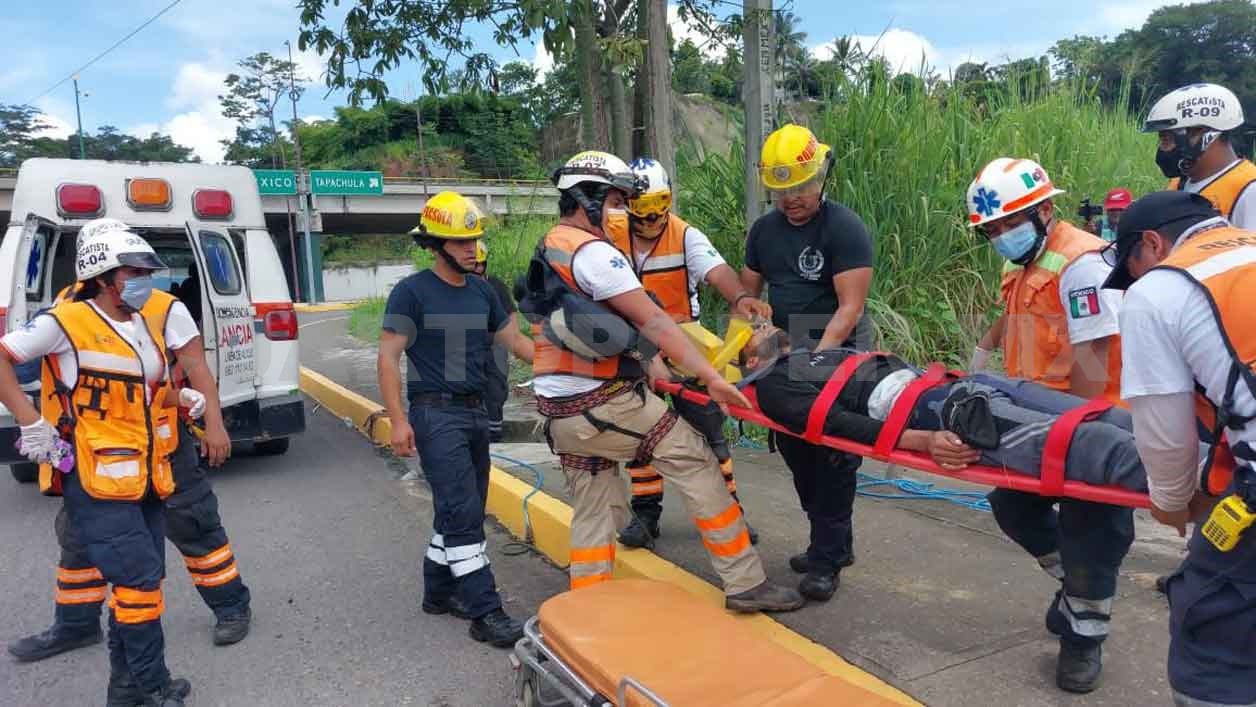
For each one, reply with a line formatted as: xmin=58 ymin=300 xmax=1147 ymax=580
xmin=1 ymin=300 xmax=201 ymax=399
xmin=1056 ymin=252 xmax=1122 ymax=345
xmin=1181 ymin=158 xmax=1256 ymax=229
xmin=629 ymin=225 xmax=726 ymax=319
xmin=534 ymin=240 xmax=643 ymax=399
xmin=1120 ymin=232 xmax=1256 ymax=509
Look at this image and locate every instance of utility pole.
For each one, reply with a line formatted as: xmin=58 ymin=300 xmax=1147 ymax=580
xmin=742 ymin=0 xmax=775 ymax=227
xmin=285 ymin=40 xmax=316 ymax=303
xmin=72 ymin=75 xmax=87 ymax=159
xmin=645 ymin=0 xmax=675 ymax=182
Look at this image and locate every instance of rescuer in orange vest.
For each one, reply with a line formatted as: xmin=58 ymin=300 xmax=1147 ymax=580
xmin=606 ymin=157 xmax=771 ymax=549
xmin=1145 ymin=83 xmax=1256 ymax=229
xmin=1101 ymin=190 xmax=1256 ymax=706
xmin=966 ymin=157 xmax=1131 ymax=694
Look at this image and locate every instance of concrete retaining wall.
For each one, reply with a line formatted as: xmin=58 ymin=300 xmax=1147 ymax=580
xmin=322 ymin=262 xmax=413 ymax=301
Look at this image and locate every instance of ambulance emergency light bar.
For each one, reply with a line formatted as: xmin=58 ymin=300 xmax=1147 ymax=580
xmin=54 ymin=180 xmax=234 ymax=220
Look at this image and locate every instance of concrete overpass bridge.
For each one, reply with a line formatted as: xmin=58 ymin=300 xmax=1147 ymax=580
xmin=0 ymin=169 xmax=557 ymax=235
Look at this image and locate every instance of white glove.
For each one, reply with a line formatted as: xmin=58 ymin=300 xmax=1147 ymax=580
xmin=17 ymin=419 xmax=58 ymax=463
xmin=969 ymin=346 xmax=992 ymax=372
xmin=179 ymin=388 xmax=206 ymax=419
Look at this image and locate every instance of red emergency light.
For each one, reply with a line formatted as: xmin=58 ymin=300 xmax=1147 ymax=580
xmin=192 ymin=189 xmax=233 ymax=219
xmin=56 ymin=184 xmax=104 ymax=218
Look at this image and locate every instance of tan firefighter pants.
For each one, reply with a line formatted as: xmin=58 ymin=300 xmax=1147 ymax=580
xmin=545 ymin=385 xmax=766 ymax=596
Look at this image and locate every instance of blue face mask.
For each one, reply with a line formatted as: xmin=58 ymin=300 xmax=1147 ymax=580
xmin=991 ymin=221 xmax=1041 ymax=264
xmin=119 ymin=275 xmax=154 ymax=310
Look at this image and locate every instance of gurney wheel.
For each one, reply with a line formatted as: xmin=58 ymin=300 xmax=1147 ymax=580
xmin=515 ymin=676 xmax=539 ymax=707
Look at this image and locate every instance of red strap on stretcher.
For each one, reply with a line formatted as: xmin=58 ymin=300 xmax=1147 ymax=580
xmin=802 ymin=352 xmax=882 ymax=443
xmin=1040 ymin=398 xmax=1113 ymax=497
xmin=873 ymin=363 xmax=952 ymax=456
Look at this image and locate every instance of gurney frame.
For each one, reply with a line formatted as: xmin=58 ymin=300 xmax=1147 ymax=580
xmin=511 ymin=616 xmax=669 ymax=707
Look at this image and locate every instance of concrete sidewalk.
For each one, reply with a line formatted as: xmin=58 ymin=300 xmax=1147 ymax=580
xmin=298 ymin=309 xmax=1189 ymax=706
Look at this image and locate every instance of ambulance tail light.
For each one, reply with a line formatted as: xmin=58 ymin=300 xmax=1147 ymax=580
xmin=255 ymin=302 xmax=298 ymax=341
xmin=127 ymin=178 xmax=172 ymax=210
xmin=56 ymin=184 xmax=103 ymax=218
xmin=193 ymin=189 xmax=233 ymax=219
xmin=0 ymin=307 xmax=7 ymax=334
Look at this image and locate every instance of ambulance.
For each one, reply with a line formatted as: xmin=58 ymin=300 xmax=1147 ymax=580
xmin=1 ymin=158 xmax=304 ymax=483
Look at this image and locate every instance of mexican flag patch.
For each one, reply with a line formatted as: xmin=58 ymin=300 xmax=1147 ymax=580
xmin=1068 ymin=287 xmax=1101 ymax=318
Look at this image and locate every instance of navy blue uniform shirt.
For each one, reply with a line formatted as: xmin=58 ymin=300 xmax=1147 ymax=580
xmin=383 ymin=270 xmax=507 ymax=399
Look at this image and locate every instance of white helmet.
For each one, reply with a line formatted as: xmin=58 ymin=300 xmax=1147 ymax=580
xmin=1144 ymin=83 xmax=1244 ymax=133
xmin=966 ymin=157 xmax=1065 ymax=228
xmin=626 ymin=158 xmax=672 ymax=219
xmin=76 ymin=227 xmax=166 ymax=281
xmin=78 ymin=217 xmax=131 ymax=242
xmin=552 ymin=150 xmax=640 ymax=195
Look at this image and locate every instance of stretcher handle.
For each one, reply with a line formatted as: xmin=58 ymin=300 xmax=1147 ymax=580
xmin=1040 ymin=398 xmax=1114 ymax=497
xmin=873 ymin=363 xmax=953 ymax=456
xmin=803 ymin=352 xmax=884 ymax=443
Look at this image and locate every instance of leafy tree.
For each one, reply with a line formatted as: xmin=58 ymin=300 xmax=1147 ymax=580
xmin=83 ymin=126 xmax=199 ymax=162
xmin=673 ymin=39 xmax=713 ymax=94
xmin=0 ymin=104 xmax=49 ymax=167
xmin=219 ymin=52 xmax=307 ymax=169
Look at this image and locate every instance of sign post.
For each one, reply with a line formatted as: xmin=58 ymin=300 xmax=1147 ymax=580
xmin=309 ymin=170 xmax=384 ymax=196
xmin=743 ymin=0 xmax=775 ymax=228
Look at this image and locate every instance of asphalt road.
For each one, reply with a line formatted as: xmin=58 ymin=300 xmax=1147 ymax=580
xmin=0 ymin=399 xmax=567 ymax=706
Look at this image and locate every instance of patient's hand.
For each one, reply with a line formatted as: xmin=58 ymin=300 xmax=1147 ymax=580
xmin=927 ymin=431 xmax=981 ymax=470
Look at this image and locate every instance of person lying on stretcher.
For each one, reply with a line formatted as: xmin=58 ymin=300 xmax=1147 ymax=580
xmin=735 ymin=324 xmax=1149 ymax=492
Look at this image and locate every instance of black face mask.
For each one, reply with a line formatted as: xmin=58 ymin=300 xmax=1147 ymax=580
xmin=1156 ymin=130 xmax=1203 ymax=179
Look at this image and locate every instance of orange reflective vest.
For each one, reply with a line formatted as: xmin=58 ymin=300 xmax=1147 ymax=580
xmin=1169 ymin=159 xmax=1256 ymax=219
xmin=38 ymin=291 xmax=180 ymax=500
xmin=1000 ymin=221 xmax=1123 ymax=401
xmin=607 ymin=213 xmax=696 ymax=322
xmin=532 ymin=224 xmax=637 ymax=380
xmin=1154 ymin=226 xmax=1256 ymax=495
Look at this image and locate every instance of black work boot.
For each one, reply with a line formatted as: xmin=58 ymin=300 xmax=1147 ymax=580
xmin=421 ymin=594 xmax=471 ymax=619
xmin=106 ymin=664 xmax=144 ymax=707
xmin=789 ymin=552 xmax=855 ymax=575
xmin=469 ymin=608 xmax=524 ymax=648
xmin=140 ymin=678 xmax=191 ymax=707
xmin=213 ymin=608 xmax=252 ymax=646
xmin=618 ymin=516 xmax=660 ymax=549
xmin=1056 ymin=640 xmax=1102 ymax=693
xmin=7 ymin=624 xmax=102 ymax=662
xmin=798 ymin=572 xmax=839 ymax=602
xmin=725 ymin=581 xmax=806 ymax=613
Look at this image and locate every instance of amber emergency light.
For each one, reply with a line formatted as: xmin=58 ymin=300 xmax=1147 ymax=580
xmin=126 ymin=178 xmax=173 ymax=210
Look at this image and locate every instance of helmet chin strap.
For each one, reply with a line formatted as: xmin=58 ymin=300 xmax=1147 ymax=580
xmin=436 ymin=241 xmax=474 ymax=275
xmin=569 ymin=185 xmax=606 ymax=229
xmin=1012 ymin=210 xmax=1050 ymax=267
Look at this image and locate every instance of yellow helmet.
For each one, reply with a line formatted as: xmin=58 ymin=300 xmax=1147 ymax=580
xmin=475 ymin=239 xmax=487 ymax=264
xmin=759 ymin=124 xmax=832 ymax=191
xmin=409 ymin=191 xmax=485 ymax=240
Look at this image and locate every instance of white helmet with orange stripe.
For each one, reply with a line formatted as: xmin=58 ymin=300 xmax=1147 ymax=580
xmin=966 ymin=157 xmax=1065 ymax=228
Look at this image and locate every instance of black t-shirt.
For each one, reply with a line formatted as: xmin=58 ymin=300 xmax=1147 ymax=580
xmin=745 ymin=201 xmax=875 ymax=350
xmin=383 ymin=270 xmax=507 ymax=398
xmin=753 ymin=349 xmax=913 ymax=445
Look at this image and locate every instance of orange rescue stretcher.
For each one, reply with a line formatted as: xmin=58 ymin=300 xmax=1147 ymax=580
xmin=656 ymin=351 xmax=1152 ymax=510
xmin=510 ymin=579 xmax=902 ymax=706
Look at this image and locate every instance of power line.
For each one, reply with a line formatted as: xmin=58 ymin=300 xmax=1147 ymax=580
xmin=23 ymin=0 xmax=185 ymax=107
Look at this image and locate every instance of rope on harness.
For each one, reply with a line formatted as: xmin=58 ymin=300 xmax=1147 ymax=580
xmin=490 ymin=452 xmax=546 ymax=556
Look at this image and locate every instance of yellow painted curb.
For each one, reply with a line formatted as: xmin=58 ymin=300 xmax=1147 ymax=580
xmin=295 ymin=301 xmax=360 ymax=313
xmin=299 ymin=365 xmax=918 ymax=706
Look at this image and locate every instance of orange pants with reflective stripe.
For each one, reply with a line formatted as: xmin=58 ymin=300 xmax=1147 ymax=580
xmin=545 ymin=385 xmax=765 ymax=595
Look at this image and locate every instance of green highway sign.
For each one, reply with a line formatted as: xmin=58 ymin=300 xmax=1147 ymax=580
xmin=310 ymin=170 xmax=384 ymax=196
xmin=254 ymin=169 xmax=297 ymax=195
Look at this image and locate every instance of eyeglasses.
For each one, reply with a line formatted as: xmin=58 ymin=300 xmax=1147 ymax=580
xmin=1099 ymin=241 xmax=1121 ymax=268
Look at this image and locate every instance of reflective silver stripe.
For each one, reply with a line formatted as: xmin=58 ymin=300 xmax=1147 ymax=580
xmin=544 ymin=247 xmax=573 ymax=267
xmin=640 ymin=253 xmax=686 ymax=272
xmin=1184 ymin=245 xmax=1256 ymax=281
xmin=78 ymin=351 xmax=143 ymax=376
xmin=1061 ymin=594 xmax=1112 ymax=637
xmin=450 ymin=554 xmax=489 ymax=578
xmin=426 ymin=534 xmax=446 ymax=565
xmin=445 ymin=541 xmax=487 ymax=562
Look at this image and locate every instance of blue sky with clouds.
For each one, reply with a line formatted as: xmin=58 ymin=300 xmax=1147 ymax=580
xmin=0 ymin=0 xmax=1194 ymax=162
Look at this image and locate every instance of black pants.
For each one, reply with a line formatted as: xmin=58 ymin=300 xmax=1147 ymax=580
xmin=54 ymin=424 xmax=251 ymax=633
xmin=62 ymin=472 xmax=170 ymax=694
xmin=775 ymin=433 xmax=860 ymax=574
xmin=412 ymin=403 xmax=502 ymax=618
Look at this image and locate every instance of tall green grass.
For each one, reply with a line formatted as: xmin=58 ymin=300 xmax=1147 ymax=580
xmin=677 ymin=78 xmax=1163 ymax=364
